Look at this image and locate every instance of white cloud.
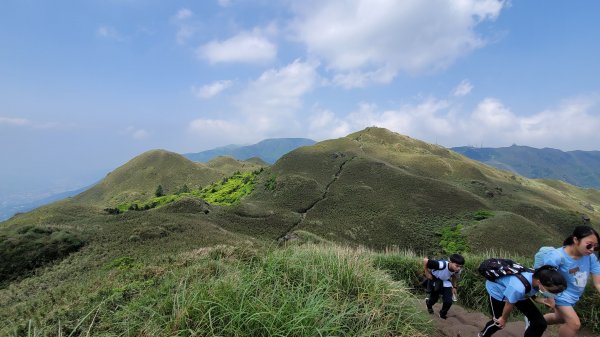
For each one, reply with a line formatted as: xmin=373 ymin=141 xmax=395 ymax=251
xmin=332 ymin=66 xmax=397 ymax=89
xmin=133 ymin=129 xmax=149 ymax=140
xmin=187 ymin=60 xmax=318 ymax=144
xmin=290 ymin=0 xmax=506 ymax=85
xmin=234 ymin=60 xmax=318 ymax=132
xmin=176 ymin=27 xmax=195 ymax=45
xmin=471 ymin=98 xmax=515 ymax=128
xmin=96 ymin=25 xmax=124 ymax=41
xmin=171 ymin=8 xmax=196 ymax=44
xmin=512 ymin=95 xmax=600 ymax=149
xmin=305 ymin=94 xmax=600 ymax=151
xmin=187 ymin=119 xmax=250 ymax=146
xmin=192 ymin=80 xmax=233 ymax=99
xmin=123 ymin=127 xmax=149 ymax=140
xmin=453 ymin=80 xmax=473 ymax=96
xmin=0 ymin=117 xmax=62 ymax=129
xmin=308 ymin=108 xmax=351 ymax=140
xmin=0 ymin=117 xmax=30 ymax=126
xmin=32 ymin=122 xmax=60 ymax=129
xmin=174 ymin=8 xmax=193 ymax=20
xmin=197 ymin=28 xmax=277 ymax=64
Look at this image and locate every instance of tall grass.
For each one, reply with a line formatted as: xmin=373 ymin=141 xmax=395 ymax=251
xmin=8 ymin=244 xmax=438 ymax=337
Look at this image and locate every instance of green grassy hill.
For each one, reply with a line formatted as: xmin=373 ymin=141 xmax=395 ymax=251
xmin=223 ymin=127 xmax=599 ymax=254
xmin=75 ymin=150 xmax=265 ymax=207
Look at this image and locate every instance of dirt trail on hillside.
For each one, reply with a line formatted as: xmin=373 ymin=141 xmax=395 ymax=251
xmin=278 ymin=155 xmax=356 ymax=242
xmin=426 ymin=302 xmax=596 ymax=337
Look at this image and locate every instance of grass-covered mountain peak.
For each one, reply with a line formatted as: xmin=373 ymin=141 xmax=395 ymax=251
xmin=239 ymin=127 xmax=599 ymax=254
xmin=75 ymin=150 xmax=266 ymax=207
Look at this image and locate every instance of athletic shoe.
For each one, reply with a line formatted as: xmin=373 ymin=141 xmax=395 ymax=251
xmin=425 ymin=298 xmax=433 ymax=314
xmin=438 ymin=312 xmax=447 ymax=319
xmin=524 ymin=316 xmax=530 ymax=330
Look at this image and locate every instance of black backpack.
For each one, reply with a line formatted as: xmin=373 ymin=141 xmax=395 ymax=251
xmin=478 ymin=258 xmax=533 ymax=293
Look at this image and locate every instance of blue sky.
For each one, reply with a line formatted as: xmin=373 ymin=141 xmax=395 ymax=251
xmin=1 ymin=0 xmax=600 ymax=201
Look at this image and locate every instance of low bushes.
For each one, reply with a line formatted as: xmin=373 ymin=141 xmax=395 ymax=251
xmin=0 ymin=225 xmax=84 ymax=284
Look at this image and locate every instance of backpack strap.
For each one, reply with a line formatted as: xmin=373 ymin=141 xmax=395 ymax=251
xmin=558 ymin=247 xmax=567 ymax=267
xmin=515 ymin=274 xmax=532 ymax=294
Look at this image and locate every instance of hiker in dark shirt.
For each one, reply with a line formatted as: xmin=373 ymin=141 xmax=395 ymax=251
xmin=423 ymin=253 xmax=464 ymax=319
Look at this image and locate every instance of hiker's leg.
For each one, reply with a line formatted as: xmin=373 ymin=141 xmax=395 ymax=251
xmin=479 ymin=295 xmax=504 ymax=337
xmin=544 ymin=309 xmax=565 ymax=325
xmin=553 ymin=306 xmax=580 ymax=337
xmin=439 ymin=286 xmax=453 ymax=317
xmin=428 ymin=287 xmax=440 ymax=308
xmin=515 ymin=299 xmax=546 ymax=337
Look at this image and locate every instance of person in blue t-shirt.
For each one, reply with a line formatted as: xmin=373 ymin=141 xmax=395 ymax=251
xmin=478 ymin=266 xmax=566 ymax=337
xmin=541 ymin=226 xmax=600 ymax=337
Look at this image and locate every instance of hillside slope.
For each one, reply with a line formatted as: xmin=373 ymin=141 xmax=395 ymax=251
xmin=221 ymin=127 xmax=600 ymax=254
xmin=75 ymin=150 xmax=265 ymax=206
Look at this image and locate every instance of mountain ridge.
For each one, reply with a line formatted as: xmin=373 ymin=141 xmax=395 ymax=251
xmin=452 ymin=144 xmax=600 ymax=189
xmin=183 ymin=137 xmax=316 ymax=164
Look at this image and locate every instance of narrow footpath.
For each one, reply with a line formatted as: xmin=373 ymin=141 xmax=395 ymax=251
xmin=426 ymin=302 xmax=596 ymax=337
xmin=278 ymin=155 xmax=355 ymax=242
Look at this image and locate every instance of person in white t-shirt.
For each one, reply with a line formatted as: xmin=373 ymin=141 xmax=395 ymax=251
xmin=423 ymin=253 xmax=464 ymax=319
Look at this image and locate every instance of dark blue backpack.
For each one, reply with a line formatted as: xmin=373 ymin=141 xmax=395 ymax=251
xmin=478 ymin=258 xmax=533 ymax=293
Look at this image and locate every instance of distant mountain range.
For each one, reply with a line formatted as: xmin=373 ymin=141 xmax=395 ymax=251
xmin=452 ymin=145 xmax=600 ymax=190
xmin=183 ymin=138 xmax=316 ymax=164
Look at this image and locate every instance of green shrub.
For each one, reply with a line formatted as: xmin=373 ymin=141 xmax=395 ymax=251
xmin=0 ymin=226 xmax=85 ymax=284
xmin=438 ymin=224 xmax=469 ymax=254
xmin=265 ymin=174 xmax=277 ymax=190
xmin=115 ymin=171 xmax=259 ymax=212
xmin=198 ymin=171 xmax=257 ymax=205
xmin=473 ymin=210 xmax=494 ymax=221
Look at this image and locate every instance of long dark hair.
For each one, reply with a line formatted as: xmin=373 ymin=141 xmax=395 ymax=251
xmin=563 ymin=225 xmax=600 ymax=246
xmin=533 ymin=265 xmax=567 ymax=292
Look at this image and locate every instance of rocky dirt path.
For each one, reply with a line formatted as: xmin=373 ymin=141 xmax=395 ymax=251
xmin=426 ymin=301 xmax=596 ymax=337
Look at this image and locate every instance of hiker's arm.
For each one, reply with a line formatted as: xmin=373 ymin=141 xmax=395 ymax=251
xmin=593 ymin=273 xmax=600 ymax=293
xmin=423 ymin=258 xmax=433 ymax=280
xmin=451 ymin=274 xmax=458 ymax=295
xmin=496 ymin=302 xmax=514 ymax=328
xmin=533 ymin=296 xmax=555 ymax=308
